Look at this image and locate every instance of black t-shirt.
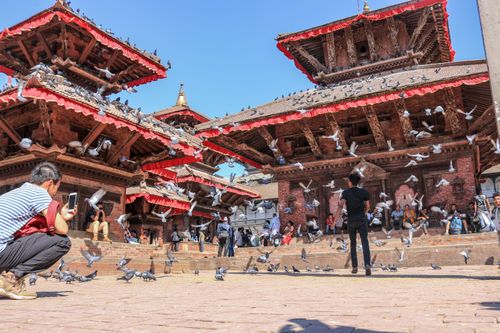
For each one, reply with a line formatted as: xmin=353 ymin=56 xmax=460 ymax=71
xmin=341 ymin=187 xmax=370 ymax=223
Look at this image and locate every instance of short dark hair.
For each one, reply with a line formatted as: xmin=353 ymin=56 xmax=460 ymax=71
xmin=348 ymin=172 xmax=361 ymax=186
xmin=287 ymin=221 xmax=294 ymax=226
xmin=493 ymin=192 xmax=500 ymax=199
xmin=30 ymin=162 xmax=61 ymax=185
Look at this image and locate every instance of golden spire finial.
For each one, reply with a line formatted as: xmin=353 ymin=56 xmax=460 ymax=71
xmin=175 ymin=83 xmax=188 ymax=107
xmin=363 ymin=0 xmax=370 ymax=13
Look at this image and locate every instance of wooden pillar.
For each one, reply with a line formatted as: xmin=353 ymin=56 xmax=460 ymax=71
xmin=344 ymin=26 xmax=358 ymax=67
xmin=393 ymin=99 xmax=416 ymax=145
xmin=0 ymin=115 xmax=21 ymax=144
xmin=364 ymin=106 xmax=387 ymax=150
xmin=387 ymin=17 xmax=401 ymax=55
xmin=256 ymin=127 xmax=282 ymax=160
xmin=408 ymin=7 xmax=431 ymax=50
xmin=323 ymin=32 xmax=337 ymax=72
xmin=290 ymin=42 xmax=328 ymax=74
xmin=443 ymin=88 xmax=464 ymax=137
xmin=301 ymin=120 xmax=322 ymax=158
xmin=363 ymin=20 xmax=378 ymax=62
xmin=107 ymin=132 xmax=142 ymax=165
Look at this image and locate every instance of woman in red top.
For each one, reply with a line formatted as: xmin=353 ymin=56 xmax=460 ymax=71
xmin=282 ymin=221 xmax=295 ymax=245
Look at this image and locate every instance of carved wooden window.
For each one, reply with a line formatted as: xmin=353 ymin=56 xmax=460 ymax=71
xmin=356 ymin=41 xmax=370 ymax=63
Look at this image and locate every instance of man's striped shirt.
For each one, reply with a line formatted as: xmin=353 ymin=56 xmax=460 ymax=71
xmin=0 ymin=183 xmax=52 ymax=253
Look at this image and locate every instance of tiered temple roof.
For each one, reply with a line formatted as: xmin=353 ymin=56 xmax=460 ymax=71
xmin=275 ymin=0 xmax=454 ymax=84
xmin=0 ymin=1 xmax=166 ymax=95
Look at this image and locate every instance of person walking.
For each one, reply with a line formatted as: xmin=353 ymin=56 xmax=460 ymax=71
xmin=337 ymin=172 xmax=372 ymax=276
xmin=216 ymin=217 xmax=230 ymax=257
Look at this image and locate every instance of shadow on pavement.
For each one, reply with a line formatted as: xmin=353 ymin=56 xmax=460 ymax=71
xmin=229 ymin=272 xmax=500 ymax=281
xmin=36 ymin=290 xmax=72 ymax=298
xmin=479 ymin=302 xmax=500 ymax=311
xmin=278 ymin=318 xmax=401 ymax=333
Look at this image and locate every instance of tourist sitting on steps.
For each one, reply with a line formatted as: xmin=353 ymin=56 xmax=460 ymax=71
xmin=445 ymin=204 xmax=468 ymax=235
xmin=390 ymin=205 xmax=404 ymax=230
xmin=85 ymin=202 xmax=112 ymax=243
xmin=403 ymin=204 xmax=416 ymax=229
xmin=0 ymin=162 xmax=75 ymax=300
xmin=123 ymin=221 xmax=139 ymax=244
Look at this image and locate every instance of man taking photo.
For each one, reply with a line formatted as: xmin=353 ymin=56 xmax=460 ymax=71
xmin=0 ymin=162 xmax=76 ymax=300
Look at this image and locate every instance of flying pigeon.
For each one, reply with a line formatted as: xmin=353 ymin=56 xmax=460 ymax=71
xmin=434 ymin=105 xmax=445 ymax=114
xmin=85 ymin=188 xmax=106 ymax=210
xmin=299 ymin=179 xmax=315 ymax=193
xmin=407 ymin=153 xmax=429 ymax=161
xmin=152 ymin=208 xmax=173 ymax=223
xmin=404 ymin=175 xmax=418 ymax=183
xmin=466 ymin=134 xmax=477 ymax=145
xmin=19 ymin=138 xmax=33 ymax=150
xmin=460 ymin=249 xmax=471 ymax=264
xmin=94 ymin=66 xmax=115 ymax=79
xmin=448 ymin=160 xmax=456 ymax=173
xmin=456 ymin=105 xmax=476 ymax=120
xmin=405 ymin=160 xmax=418 ymax=168
xmin=323 ymin=180 xmax=335 ymax=189
xmin=387 ymin=140 xmax=395 ymax=152
xmin=490 ymin=138 xmax=500 ymax=154
xmin=80 ymin=249 xmax=102 ymax=268
xmin=435 ymin=178 xmax=450 ymax=188
xmin=115 ymin=214 xmax=130 ymax=230
xmin=349 ymin=141 xmax=359 ymax=157
xmin=431 ymin=144 xmax=442 ymax=154
xmin=421 ymin=121 xmax=434 ymax=132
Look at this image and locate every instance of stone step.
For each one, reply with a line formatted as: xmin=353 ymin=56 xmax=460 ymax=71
xmin=55 ymin=231 xmax=499 ymax=276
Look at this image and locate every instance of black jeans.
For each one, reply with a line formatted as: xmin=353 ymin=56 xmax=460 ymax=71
xmin=0 ymin=233 xmax=71 ymax=278
xmin=348 ymin=221 xmax=371 ymax=269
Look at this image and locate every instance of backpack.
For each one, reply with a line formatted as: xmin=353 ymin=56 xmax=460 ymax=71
xmin=449 ymin=215 xmax=462 ymax=231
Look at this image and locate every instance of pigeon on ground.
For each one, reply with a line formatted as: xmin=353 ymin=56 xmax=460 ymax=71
xmin=194 ymin=268 xmax=200 ymax=276
xmin=215 ymin=267 xmax=225 ymax=281
xmin=165 ymin=250 xmax=178 ymax=267
xmin=323 ymin=265 xmax=333 ymax=272
xmin=430 ymin=263 xmax=441 ymax=270
xmin=301 ymin=248 xmax=308 ymax=262
xmin=292 ymin=266 xmax=300 ymax=273
xmin=29 ymin=273 xmax=37 ymax=286
xmin=117 ymin=269 xmax=136 ymax=282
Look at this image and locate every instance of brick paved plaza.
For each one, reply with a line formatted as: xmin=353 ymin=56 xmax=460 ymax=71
xmin=1 ymin=265 xmax=499 ymax=333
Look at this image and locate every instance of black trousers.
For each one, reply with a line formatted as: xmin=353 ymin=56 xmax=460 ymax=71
xmin=348 ymin=221 xmax=371 ymax=268
xmin=0 ymin=233 xmax=71 ymax=278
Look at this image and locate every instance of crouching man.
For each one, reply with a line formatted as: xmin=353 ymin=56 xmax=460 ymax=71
xmin=0 ymin=162 xmax=75 ymax=300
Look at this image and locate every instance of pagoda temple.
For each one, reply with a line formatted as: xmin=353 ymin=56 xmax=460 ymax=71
xmin=197 ymin=0 xmax=500 ymax=231
xmin=0 ymin=0 xmax=259 ymax=243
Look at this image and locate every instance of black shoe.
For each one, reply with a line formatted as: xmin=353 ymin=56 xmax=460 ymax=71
xmin=351 ymin=267 xmax=358 ymax=274
xmin=365 ymin=267 xmax=372 ymax=276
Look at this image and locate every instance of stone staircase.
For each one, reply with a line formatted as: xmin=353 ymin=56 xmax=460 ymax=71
xmin=57 ymin=229 xmax=500 ymax=276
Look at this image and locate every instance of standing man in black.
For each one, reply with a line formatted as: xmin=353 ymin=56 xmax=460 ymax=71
xmin=338 ymin=172 xmax=372 ymax=276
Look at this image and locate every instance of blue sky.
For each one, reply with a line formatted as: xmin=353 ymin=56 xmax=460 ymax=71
xmin=0 ymin=0 xmax=486 ymax=177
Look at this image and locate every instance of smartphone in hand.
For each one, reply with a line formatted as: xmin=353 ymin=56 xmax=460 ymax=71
xmin=67 ymin=192 xmax=78 ymax=213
